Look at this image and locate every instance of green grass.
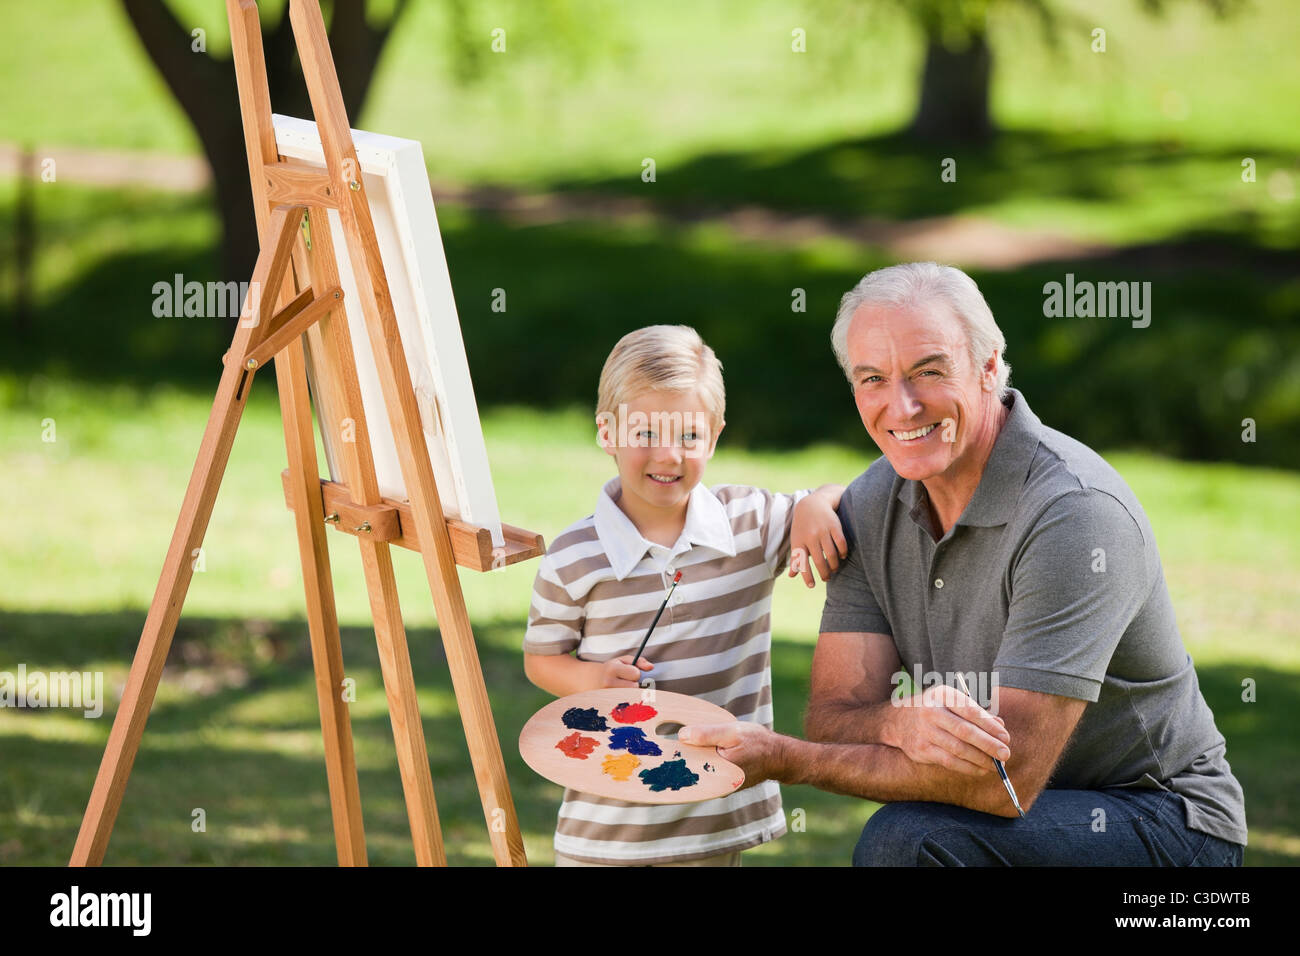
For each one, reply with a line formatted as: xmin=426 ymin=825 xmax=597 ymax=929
xmin=3 ymin=1 xmax=1298 ymax=248
xmin=2 ymin=380 xmax=1297 ymax=865
xmin=1 ymin=0 xmax=1297 ymax=866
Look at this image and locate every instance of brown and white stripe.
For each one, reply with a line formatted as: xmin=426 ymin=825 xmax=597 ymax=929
xmin=524 ymin=480 xmax=803 ymax=864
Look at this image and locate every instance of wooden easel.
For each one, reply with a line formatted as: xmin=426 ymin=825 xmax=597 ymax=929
xmin=70 ymin=0 xmax=542 ymax=867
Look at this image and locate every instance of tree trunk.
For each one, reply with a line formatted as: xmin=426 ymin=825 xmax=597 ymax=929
xmin=119 ymin=0 xmax=404 ymax=296
xmin=909 ymin=31 xmax=994 ymax=143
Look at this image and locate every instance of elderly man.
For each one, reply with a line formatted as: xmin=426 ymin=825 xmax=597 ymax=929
xmin=680 ymin=262 xmax=1247 ymax=866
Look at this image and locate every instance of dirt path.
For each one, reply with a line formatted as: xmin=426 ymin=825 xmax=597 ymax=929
xmin=1 ymin=142 xmax=1111 ymax=269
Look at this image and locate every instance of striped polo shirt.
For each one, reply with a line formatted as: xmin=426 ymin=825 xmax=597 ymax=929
xmin=524 ymin=476 xmax=804 ymax=864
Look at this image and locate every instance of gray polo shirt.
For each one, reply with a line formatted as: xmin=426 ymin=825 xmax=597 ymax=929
xmin=821 ymin=388 xmax=1247 ymax=846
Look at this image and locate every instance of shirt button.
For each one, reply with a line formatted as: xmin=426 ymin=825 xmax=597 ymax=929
xmin=934 ymin=578 xmax=944 ymax=589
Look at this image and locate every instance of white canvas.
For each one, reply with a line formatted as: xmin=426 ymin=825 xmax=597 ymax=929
xmin=272 ymin=114 xmax=504 ymax=546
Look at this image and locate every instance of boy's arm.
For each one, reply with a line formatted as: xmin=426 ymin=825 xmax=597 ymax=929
xmin=523 ymin=546 xmax=657 ymax=698
xmin=524 ymin=651 xmax=654 ymax=698
xmin=788 ymin=484 xmax=848 ymax=587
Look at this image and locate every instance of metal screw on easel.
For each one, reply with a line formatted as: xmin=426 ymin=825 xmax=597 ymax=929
xmin=349 ymin=180 xmax=361 ymax=191
xmin=245 ymin=358 xmax=259 ymax=370
xmin=355 ymin=521 xmax=372 ymax=534
xmin=324 ymin=513 xmax=340 ymax=524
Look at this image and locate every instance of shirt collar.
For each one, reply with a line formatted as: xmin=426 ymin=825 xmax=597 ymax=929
xmin=897 ymin=388 xmax=1043 ymax=530
xmin=594 ymin=477 xmax=737 ymax=580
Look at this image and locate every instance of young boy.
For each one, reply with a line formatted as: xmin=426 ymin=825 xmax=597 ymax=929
xmin=523 ymin=325 xmax=845 ymax=866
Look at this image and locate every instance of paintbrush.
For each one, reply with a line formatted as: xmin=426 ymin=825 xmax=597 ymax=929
xmin=631 ymin=571 xmax=682 ymax=668
xmin=952 ymin=671 xmax=1026 ymax=819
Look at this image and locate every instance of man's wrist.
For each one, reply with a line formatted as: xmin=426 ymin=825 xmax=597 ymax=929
xmin=875 ymin=699 xmax=899 ymax=750
xmin=773 ymin=733 xmax=813 ymax=786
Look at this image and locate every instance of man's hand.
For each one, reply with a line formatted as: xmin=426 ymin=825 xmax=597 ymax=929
xmin=789 ymin=484 xmax=848 ymax=588
xmin=885 ymin=684 xmax=1011 ymax=776
xmin=678 ymin=722 xmax=785 ymax=788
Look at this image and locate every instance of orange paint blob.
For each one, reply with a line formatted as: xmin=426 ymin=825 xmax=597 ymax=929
xmin=555 ymin=732 xmax=600 ymax=759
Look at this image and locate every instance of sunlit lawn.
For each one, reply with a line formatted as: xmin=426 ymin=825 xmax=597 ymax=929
xmin=2 ymin=380 xmax=1296 ymax=865
xmin=1 ymin=0 xmax=1297 ymax=867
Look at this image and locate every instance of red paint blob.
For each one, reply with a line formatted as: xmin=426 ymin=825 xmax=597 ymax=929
xmin=611 ymin=702 xmax=658 ymax=724
xmin=555 ymin=732 xmax=600 ymax=759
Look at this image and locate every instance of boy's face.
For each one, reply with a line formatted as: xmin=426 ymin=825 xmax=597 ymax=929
xmin=597 ymin=388 xmax=722 ymax=530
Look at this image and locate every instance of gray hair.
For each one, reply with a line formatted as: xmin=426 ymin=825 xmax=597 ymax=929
xmin=830 ymin=262 xmax=1010 ymax=400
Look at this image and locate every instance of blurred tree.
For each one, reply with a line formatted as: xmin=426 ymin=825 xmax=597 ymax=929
xmin=120 ymin=0 xmax=409 ymax=285
xmin=905 ymin=0 xmax=1000 ymax=143
xmin=894 ymin=0 xmax=1244 ymax=143
xmin=121 ymin=0 xmax=613 ymax=290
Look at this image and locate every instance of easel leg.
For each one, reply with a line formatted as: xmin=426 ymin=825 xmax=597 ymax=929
xmin=290 ymin=0 xmax=527 ymax=866
xmin=289 ymin=214 xmax=449 ymax=865
xmin=71 ymin=204 xmax=303 ymax=865
xmin=70 ymin=356 xmax=254 ymax=866
xmin=277 ymin=341 xmax=368 ymax=866
xmin=356 ymin=542 xmax=448 ymax=866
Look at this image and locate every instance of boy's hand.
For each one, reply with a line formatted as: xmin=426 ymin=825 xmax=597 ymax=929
xmin=599 ymin=655 xmax=655 ymax=689
xmin=789 ymin=484 xmax=848 ymax=588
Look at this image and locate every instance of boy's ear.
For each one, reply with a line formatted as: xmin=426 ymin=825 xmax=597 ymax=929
xmin=596 ymin=413 xmax=617 ymax=456
xmin=707 ymin=420 xmax=725 ymax=459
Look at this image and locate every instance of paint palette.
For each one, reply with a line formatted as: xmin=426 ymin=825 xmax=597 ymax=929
xmin=519 ymin=689 xmax=746 ymax=804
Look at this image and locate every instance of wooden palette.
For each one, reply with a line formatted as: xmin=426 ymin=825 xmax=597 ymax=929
xmin=519 ymin=689 xmax=746 ymax=804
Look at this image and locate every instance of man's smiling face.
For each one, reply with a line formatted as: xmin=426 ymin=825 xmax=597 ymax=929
xmin=846 ymin=298 xmax=999 ymax=483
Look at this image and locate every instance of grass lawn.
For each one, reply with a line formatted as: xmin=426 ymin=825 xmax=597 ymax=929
xmin=1 ymin=0 xmax=1296 ymax=867
xmin=2 ymin=379 xmax=1297 ymax=865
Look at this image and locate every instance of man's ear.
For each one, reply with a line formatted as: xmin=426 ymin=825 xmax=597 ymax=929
xmin=981 ymin=351 xmax=1000 ymax=391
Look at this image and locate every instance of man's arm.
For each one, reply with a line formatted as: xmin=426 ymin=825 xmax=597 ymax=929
xmin=683 ymin=686 xmax=1084 ymax=817
xmin=805 ymin=630 xmax=1011 ymax=775
xmin=803 ymin=631 xmax=899 ymax=743
xmin=787 ymin=687 xmax=1085 ymax=816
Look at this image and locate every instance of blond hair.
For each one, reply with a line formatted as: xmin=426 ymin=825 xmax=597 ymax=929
xmin=596 ymin=325 xmax=726 ymax=428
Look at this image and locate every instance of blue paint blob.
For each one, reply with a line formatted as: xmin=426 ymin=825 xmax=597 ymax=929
xmin=639 ymin=759 xmax=700 ymax=792
xmin=607 ymin=726 xmax=662 ymax=756
xmin=562 ymin=707 xmax=607 ymax=731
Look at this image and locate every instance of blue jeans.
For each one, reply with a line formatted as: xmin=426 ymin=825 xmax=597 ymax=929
xmin=853 ymin=788 xmax=1244 ymax=866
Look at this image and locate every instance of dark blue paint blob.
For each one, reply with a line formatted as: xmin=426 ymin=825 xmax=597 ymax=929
xmin=562 ymin=707 xmax=607 ymax=731
xmin=607 ymin=726 xmax=662 ymax=756
xmin=639 ymin=759 xmax=700 ymax=792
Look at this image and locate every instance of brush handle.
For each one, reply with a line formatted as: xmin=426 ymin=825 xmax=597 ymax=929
xmin=631 ymin=571 xmax=682 ymax=667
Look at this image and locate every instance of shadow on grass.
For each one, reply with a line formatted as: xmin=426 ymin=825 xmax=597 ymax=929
xmin=0 ymin=609 xmax=852 ymax=866
xmin=2 ymin=132 xmax=1298 ymax=467
xmin=549 ymin=129 xmax=1300 ymax=244
xmin=1 ymin=609 xmax=1289 ymax=866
